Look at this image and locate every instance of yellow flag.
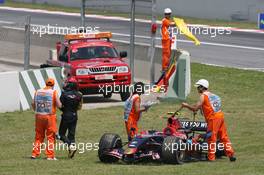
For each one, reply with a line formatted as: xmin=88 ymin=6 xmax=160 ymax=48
xmin=173 ymin=17 xmax=201 ymax=46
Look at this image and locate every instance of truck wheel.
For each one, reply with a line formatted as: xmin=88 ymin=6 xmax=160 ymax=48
xmin=98 ymin=133 xmax=122 ymax=163
xmin=120 ymin=92 xmax=130 ymax=101
xmin=103 ymin=92 xmax=112 ymax=99
xmin=162 ymin=136 xmax=185 ymax=164
xmin=120 ymin=85 xmax=130 ymax=101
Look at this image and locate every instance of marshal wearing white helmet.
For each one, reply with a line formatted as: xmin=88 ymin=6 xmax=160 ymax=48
xmin=161 ymin=8 xmax=176 ymax=86
xmin=194 ymin=79 xmax=209 ymax=89
xmin=164 ymin=8 xmax=172 ymax=14
xmin=181 ymin=79 xmax=236 ymax=162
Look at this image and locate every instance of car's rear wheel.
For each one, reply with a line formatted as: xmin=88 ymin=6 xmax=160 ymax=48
xmin=162 ymin=136 xmax=185 ymax=164
xmin=98 ymin=133 xmax=122 ymax=163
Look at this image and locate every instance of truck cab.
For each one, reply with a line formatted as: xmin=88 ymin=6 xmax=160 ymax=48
xmin=43 ymin=32 xmax=131 ymax=101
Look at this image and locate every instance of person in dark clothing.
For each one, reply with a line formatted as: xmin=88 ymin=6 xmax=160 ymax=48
xmin=58 ymin=77 xmax=83 ymax=158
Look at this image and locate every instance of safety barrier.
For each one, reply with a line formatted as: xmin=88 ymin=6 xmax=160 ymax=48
xmin=163 ymin=50 xmax=191 ymax=100
xmin=0 ymin=67 xmax=63 ymax=113
xmin=0 ymin=71 xmax=20 ymax=112
xmin=19 ymin=67 xmax=63 ymax=111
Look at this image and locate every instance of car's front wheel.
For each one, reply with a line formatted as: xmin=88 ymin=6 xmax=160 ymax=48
xmin=162 ymin=136 xmax=185 ymax=164
xmin=98 ymin=133 xmax=122 ymax=163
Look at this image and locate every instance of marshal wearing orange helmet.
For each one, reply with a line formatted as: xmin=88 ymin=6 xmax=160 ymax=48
xmin=161 ymin=8 xmax=175 ymax=86
xmin=31 ymin=78 xmax=62 ymax=160
xmin=181 ymin=79 xmax=236 ymax=162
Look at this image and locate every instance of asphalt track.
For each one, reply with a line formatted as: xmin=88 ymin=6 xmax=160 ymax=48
xmin=0 ymin=7 xmax=262 ymax=109
xmin=0 ymin=8 xmax=263 ymax=70
xmin=0 ymin=62 xmax=23 ymax=72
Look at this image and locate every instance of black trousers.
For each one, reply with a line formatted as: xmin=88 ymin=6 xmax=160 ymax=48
xmin=59 ymin=119 xmax=77 ymax=146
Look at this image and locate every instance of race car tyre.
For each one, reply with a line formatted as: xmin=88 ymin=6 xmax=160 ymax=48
xmin=98 ymin=133 xmax=122 ymax=163
xmin=162 ymin=136 xmax=185 ymax=164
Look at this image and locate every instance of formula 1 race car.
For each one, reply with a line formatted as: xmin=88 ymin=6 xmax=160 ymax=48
xmin=98 ymin=110 xmax=225 ymax=164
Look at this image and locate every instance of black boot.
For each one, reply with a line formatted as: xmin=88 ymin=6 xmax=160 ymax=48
xmin=229 ymin=156 xmax=236 ymax=162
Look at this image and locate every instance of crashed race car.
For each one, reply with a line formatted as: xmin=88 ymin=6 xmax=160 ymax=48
xmin=98 ymin=110 xmax=225 ymax=164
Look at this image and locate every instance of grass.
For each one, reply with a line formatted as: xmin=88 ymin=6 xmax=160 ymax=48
xmin=0 ymin=63 xmax=264 ymax=175
xmin=4 ymin=0 xmax=258 ymax=29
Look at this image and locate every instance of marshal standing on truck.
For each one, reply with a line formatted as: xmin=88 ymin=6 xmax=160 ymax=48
xmin=58 ymin=77 xmax=83 ymax=159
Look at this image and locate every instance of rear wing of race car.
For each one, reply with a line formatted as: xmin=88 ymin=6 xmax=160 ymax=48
xmin=180 ymin=121 xmax=207 ymax=132
xmin=65 ymin=32 xmax=112 ymax=44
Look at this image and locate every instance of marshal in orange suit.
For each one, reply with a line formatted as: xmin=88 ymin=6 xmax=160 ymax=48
xmin=31 ymin=78 xmax=62 ymax=160
xmin=124 ymin=82 xmax=148 ymax=141
xmin=181 ymin=79 xmax=236 ymax=162
xmin=161 ymin=8 xmax=175 ymax=86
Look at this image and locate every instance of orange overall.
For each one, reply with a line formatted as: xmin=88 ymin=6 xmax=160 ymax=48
xmin=161 ymin=18 xmax=172 ymax=71
xmin=32 ymin=87 xmax=58 ymax=158
xmin=124 ymin=94 xmax=141 ymax=141
xmin=201 ymin=91 xmax=235 ymax=161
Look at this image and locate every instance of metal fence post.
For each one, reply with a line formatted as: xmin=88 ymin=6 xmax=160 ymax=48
xmin=130 ymin=0 xmax=136 ymax=83
xmin=81 ymin=0 xmax=86 ymax=27
xmin=24 ymin=15 xmax=31 ymax=70
xmin=149 ymin=0 xmax=157 ymax=84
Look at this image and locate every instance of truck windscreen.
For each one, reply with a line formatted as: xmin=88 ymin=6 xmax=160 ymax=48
xmin=70 ymin=46 xmax=119 ymax=60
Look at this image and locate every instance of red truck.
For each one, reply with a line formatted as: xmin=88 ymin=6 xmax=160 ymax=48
xmin=41 ymin=32 xmax=131 ymax=101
